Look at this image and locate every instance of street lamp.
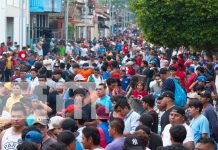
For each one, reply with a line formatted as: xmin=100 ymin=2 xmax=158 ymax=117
xmin=65 ymin=0 xmax=69 ymax=46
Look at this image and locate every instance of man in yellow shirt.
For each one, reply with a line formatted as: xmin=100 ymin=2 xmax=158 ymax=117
xmin=5 ymin=83 xmax=23 ymax=112
xmin=5 ymin=55 xmax=12 ymax=81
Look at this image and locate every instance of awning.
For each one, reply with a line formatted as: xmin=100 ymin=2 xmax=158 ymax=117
xmin=96 ymin=14 xmax=107 ymax=19
xmin=99 ymin=23 xmax=109 ymax=29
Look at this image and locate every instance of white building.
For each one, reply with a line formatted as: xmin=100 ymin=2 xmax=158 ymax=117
xmin=0 ymin=0 xmax=30 ymax=47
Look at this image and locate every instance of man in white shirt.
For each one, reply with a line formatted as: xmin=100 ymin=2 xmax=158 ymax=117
xmin=114 ymin=95 xmax=140 ymax=136
xmin=80 ymin=45 xmax=88 ymax=57
xmin=43 ymin=55 xmax=53 ymax=71
xmin=162 ymin=106 xmax=194 ymax=150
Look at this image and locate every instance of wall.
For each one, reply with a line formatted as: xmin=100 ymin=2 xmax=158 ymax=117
xmin=0 ymin=0 xmax=29 ymax=47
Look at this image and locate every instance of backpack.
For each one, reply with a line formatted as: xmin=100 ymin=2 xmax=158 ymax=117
xmin=173 ymin=79 xmax=187 ymax=107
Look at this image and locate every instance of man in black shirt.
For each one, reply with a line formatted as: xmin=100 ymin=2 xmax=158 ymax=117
xmin=158 ymin=91 xmax=175 ymax=133
xmin=160 ymin=68 xmax=175 ymax=93
xmin=142 ymin=94 xmax=158 ymax=133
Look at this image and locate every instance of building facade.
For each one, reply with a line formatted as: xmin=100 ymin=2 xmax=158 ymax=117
xmin=0 ymin=0 xmax=29 ymax=47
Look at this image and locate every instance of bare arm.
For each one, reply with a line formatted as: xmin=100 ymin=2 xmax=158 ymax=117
xmin=189 ymin=81 xmax=198 ymax=91
xmin=0 ymin=130 xmax=6 ymax=148
xmin=201 ymin=133 xmax=208 ymax=138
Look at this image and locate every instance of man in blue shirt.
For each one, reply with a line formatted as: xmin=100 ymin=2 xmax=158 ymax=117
xmin=96 ymin=83 xmax=112 ymax=112
xmin=97 ymin=44 xmax=106 ymax=55
xmin=200 ymin=90 xmax=218 ymax=143
xmin=120 ymin=66 xmax=130 ymax=91
xmin=188 ymin=100 xmax=210 ymax=144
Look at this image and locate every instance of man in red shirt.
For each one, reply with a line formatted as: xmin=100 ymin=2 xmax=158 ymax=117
xmin=135 ymin=54 xmax=143 ymax=67
xmin=186 ymin=66 xmax=197 ymax=93
xmin=0 ymin=43 xmax=6 ymax=55
xmin=18 ymin=47 xmax=27 ymax=61
xmin=122 ymin=42 xmax=128 ymax=55
xmin=174 ymin=64 xmax=186 ymax=87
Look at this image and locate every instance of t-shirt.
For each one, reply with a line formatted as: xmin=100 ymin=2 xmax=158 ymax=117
xmin=102 ymin=72 xmax=110 ymax=80
xmin=149 ymin=133 xmax=163 ymax=150
xmin=131 ymin=90 xmax=148 ymax=100
xmin=105 ymin=137 xmax=125 ymax=150
xmin=80 ymin=48 xmax=88 ymax=56
xmin=148 ymin=110 xmax=159 ymax=133
xmin=186 ymin=73 xmax=197 ymax=93
xmin=42 ymin=138 xmax=56 ymax=150
xmin=162 ymin=123 xmax=194 ymax=146
xmin=189 ymin=114 xmax=210 ymax=144
xmin=96 ymin=95 xmax=112 ymax=112
xmin=123 ymin=110 xmax=140 ymax=134
xmin=202 ymin=104 xmax=218 ymax=141
xmin=160 ymin=106 xmax=175 ymax=133
xmin=98 ymin=122 xmax=113 ymax=144
xmin=175 ymin=71 xmax=186 ymax=87
xmin=18 ymin=51 xmax=27 ymax=61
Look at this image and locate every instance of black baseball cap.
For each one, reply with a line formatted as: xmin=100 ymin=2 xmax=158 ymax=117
xmin=161 ymin=91 xmax=174 ymax=100
xmin=200 ymin=90 xmax=211 ymax=98
xmin=61 ymin=118 xmax=79 ymax=137
xmin=171 ymin=106 xmax=185 ymax=116
xmin=123 ymin=135 xmax=144 ymax=150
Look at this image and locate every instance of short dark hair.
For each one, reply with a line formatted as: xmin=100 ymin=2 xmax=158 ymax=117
xmin=101 ymin=65 xmax=107 ymax=72
xmin=30 ymin=68 xmax=37 ymax=73
xmin=114 ymin=95 xmax=131 ymax=110
xmin=188 ymin=100 xmax=203 ymax=113
xmin=142 ymin=94 xmax=155 ymax=107
xmin=82 ymin=126 xmax=100 ymax=146
xmin=169 ymin=125 xmax=187 ymax=143
xmin=69 ymin=110 xmax=89 ymax=125
xmin=11 ymin=102 xmax=27 ymax=116
xmin=196 ymin=66 xmax=205 ymax=74
xmin=154 ymin=73 xmax=160 ymax=78
xmin=135 ymin=125 xmax=151 ymax=136
xmin=139 ymin=113 xmax=153 ymax=128
xmin=157 ymin=145 xmax=188 ymax=150
xmin=110 ymin=118 xmax=125 ymax=134
xmin=46 ymin=142 xmax=68 ymax=150
xmin=68 ymin=88 xmax=74 ymax=97
xmin=38 ymin=74 xmax=47 ymax=80
xmin=98 ymin=83 xmax=107 ymax=89
xmin=17 ymin=141 xmax=38 ymax=150
xmin=57 ymin=131 xmax=75 ymax=146
xmin=60 ymin=63 xmax=65 ymax=69
xmin=197 ymin=137 xmax=215 ymax=148
xmin=73 ymin=88 xmax=87 ymax=97
xmin=106 ymin=78 xmax=117 ymax=86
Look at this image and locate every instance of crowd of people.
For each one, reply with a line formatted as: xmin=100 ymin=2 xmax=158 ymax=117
xmin=0 ymin=28 xmax=218 ymax=150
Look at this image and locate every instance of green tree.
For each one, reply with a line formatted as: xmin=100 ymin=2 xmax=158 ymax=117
xmin=130 ymin=0 xmax=218 ymax=51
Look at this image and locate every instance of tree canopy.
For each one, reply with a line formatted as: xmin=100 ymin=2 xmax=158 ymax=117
xmin=130 ymin=0 xmax=218 ymax=50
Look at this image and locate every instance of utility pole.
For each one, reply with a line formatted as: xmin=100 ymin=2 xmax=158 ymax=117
xmin=65 ymin=0 xmax=69 ymax=46
xmin=20 ymin=0 xmax=24 ymax=47
xmin=109 ymin=0 xmax=112 ymax=36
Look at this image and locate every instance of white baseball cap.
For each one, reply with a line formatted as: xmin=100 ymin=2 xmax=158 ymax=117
xmin=48 ymin=116 xmax=64 ymax=130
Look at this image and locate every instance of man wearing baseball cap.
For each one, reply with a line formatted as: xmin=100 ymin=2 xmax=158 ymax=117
xmin=162 ymin=106 xmax=194 ymax=150
xmin=200 ymin=90 xmax=218 ymax=143
xmin=33 ymin=117 xmax=56 ymax=150
xmin=158 ymin=91 xmax=175 ymax=133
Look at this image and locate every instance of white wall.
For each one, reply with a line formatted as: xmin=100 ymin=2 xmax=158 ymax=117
xmin=0 ymin=0 xmax=29 ymax=47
